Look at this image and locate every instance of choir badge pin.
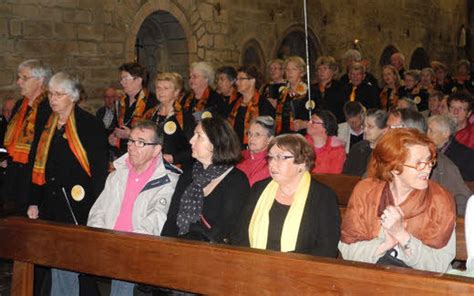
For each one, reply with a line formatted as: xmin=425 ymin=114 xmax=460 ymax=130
xmin=414 ymin=96 xmax=421 ymax=105
xmin=201 ymin=111 xmax=212 ymax=119
xmin=451 ymin=87 xmax=457 ymax=93
xmin=62 ymin=133 xmax=68 ymax=139
xmin=279 ymin=86 xmax=287 ymax=93
xmin=159 ymin=198 xmax=167 ymax=205
xmin=71 ymin=185 xmax=85 ymax=202
xmin=164 ymin=121 xmax=177 ymax=135
xmin=305 ymin=100 xmax=316 ymax=111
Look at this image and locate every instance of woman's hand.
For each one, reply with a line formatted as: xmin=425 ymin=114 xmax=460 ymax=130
xmin=293 ymin=119 xmax=307 ymax=131
xmin=376 ymin=230 xmax=397 ymax=256
xmin=27 ymin=205 xmax=39 ymax=219
xmin=381 ymin=206 xmax=411 ymax=247
xmin=114 ymin=126 xmax=131 ymax=139
xmin=108 ymin=133 xmax=118 ymax=146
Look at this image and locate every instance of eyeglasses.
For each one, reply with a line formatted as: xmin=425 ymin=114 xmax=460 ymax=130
xmin=403 ymin=159 xmax=436 ymax=171
xmin=120 ymin=76 xmax=135 ymax=82
xmin=17 ymin=75 xmax=35 ymax=81
xmin=48 ymin=92 xmax=68 ymax=98
xmin=236 ymin=77 xmax=252 ymax=81
xmin=247 ymin=131 xmax=267 ymax=138
xmin=449 ymin=106 xmax=469 ymax=113
xmin=127 ymin=139 xmax=159 ymax=148
xmin=309 ymin=120 xmax=324 ymax=125
xmin=388 ymin=124 xmax=405 ymax=129
xmin=265 ymin=154 xmax=295 ymax=162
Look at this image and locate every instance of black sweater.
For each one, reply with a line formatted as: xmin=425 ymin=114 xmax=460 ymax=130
xmin=230 ymin=177 xmax=340 ymax=258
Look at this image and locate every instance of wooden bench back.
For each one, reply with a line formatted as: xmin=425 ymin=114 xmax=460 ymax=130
xmin=0 ymin=217 xmax=473 ymax=295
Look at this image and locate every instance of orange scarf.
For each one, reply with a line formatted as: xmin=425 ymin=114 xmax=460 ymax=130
xmin=341 ymin=178 xmax=455 ymax=249
xmin=144 ymin=100 xmax=184 ymax=129
xmin=4 ymin=94 xmax=46 ymax=163
xmin=32 ymin=110 xmax=90 ymax=185
xmin=379 ymin=87 xmax=398 ymax=111
xmin=227 ymin=88 xmax=239 ymax=106
xmin=183 ymin=87 xmax=210 ymax=113
xmin=228 ymin=92 xmax=260 ymax=144
xmin=117 ymin=89 xmax=148 ymax=127
xmin=275 ymin=88 xmax=297 ymax=134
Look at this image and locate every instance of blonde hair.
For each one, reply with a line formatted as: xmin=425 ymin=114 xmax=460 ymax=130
xmin=155 ymin=72 xmax=184 ymax=92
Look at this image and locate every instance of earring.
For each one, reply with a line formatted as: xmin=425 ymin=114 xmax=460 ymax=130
xmin=298 ymin=167 xmax=303 ymax=173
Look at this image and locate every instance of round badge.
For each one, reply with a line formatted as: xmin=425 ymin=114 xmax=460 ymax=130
xmin=164 ymin=121 xmax=177 ymax=135
xmin=414 ymin=96 xmax=421 ymax=104
xmin=201 ymin=111 xmax=212 ymax=119
xmin=159 ymin=198 xmax=167 ymax=205
xmin=305 ymin=100 xmax=316 ymax=110
xmin=279 ymin=86 xmax=287 ymax=93
xmin=71 ymin=185 xmax=85 ymax=202
xmin=451 ymin=87 xmax=457 ymax=93
xmin=295 ymin=82 xmax=308 ymax=96
xmin=62 ymin=133 xmax=68 ymax=139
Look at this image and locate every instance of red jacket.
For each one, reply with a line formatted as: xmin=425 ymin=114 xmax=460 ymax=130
xmin=236 ymin=149 xmax=270 ymax=187
xmin=305 ymin=135 xmax=346 ymax=174
xmin=455 ymin=122 xmax=474 ymax=150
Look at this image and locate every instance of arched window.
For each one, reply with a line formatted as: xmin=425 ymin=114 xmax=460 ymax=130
xmin=240 ymin=39 xmax=266 ymax=75
xmin=379 ymin=45 xmax=399 ymax=67
xmin=409 ymin=47 xmax=430 ymax=70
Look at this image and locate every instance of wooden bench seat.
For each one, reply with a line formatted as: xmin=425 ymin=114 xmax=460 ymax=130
xmin=0 ymin=217 xmax=473 ymax=295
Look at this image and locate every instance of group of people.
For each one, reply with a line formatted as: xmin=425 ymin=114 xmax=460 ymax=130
xmin=0 ymin=50 xmax=473 ymax=295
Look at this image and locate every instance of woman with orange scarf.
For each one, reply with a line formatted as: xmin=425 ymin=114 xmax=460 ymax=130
xmin=229 ymin=65 xmax=272 ymax=147
xmin=27 ymin=72 xmax=109 ymax=295
xmin=339 ymin=128 xmax=456 ymax=273
xmin=2 ymin=59 xmax=52 ymax=216
xmin=274 ymin=56 xmax=311 ymax=134
xmin=108 ymin=62 xmax=157 ymax=157
xmin=379 ymin=65 xmax=402 ymax=111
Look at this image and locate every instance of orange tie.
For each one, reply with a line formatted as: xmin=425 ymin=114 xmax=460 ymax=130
xmin=349 ymin=86 xmax=357 ymax=102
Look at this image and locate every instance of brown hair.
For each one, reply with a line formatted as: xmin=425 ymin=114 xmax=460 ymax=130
xmin=268 ymin=134 xmax=315 ymax=171
xmin=367 ymin=128 xmax=436 ymax=182
xmin=200 ymin=117 xmax=241 ymax=165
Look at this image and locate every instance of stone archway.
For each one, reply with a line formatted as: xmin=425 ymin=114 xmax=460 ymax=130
xmin=135 ymin=10 xmax=188 ymax=91
xmin=275 ymin=26 xmax=321 ymax=83
xmin=240 ymin=39 xmax=266 ymax=76
xmin=126 ymin=1 xmax=197 ymax=91
xmin=409 ymin=47 xmax=430 ymax=70
xmin=379 ymin=45 xmax=399 ymax=67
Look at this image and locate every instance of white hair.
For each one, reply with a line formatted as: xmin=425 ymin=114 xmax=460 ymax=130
xmin=48 ymin=72 xmax=81 ymax=102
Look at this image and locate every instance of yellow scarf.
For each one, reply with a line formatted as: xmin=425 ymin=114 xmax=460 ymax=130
xmin=4 ymin=94 xmax=46 ymax=163
xmin=248 ymin=171 xmax=311 ymax=252
xmin=32 ymin=110 xmax=90 ymax=185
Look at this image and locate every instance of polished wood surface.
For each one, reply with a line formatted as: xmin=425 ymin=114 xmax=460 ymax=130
xmin=312 ymin=173 xmax=361 ymax=205
xmin=0 ymin=217 xmax=473 ymax=295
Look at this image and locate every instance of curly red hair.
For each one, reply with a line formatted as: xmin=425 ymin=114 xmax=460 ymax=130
xmin=367 ymin=128 xmax=436 ymax=182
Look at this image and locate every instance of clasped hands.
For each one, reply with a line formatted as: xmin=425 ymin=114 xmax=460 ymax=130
xmin=377 ymin=205 xmax=411 ymax=255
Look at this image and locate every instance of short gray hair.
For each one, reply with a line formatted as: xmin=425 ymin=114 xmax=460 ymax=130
xmin=404 ymin=69 xmax=421 ymax=82
xmin=251 ymin=116 xmax=275 ymax=137
xmin=428 ymin=115 xmax=458 ymax=138
xmin=132 ymin=120 xmax=164 ymax=145
xmin=48 ymin=72 xmax=81 ymax=102
xmin=190 ymin=61 xmax=215 ymax=88
xmin=343 ymin=49 xmax=362 ymax=62
xmin=18 ymin=59 xmax=52 ymax=87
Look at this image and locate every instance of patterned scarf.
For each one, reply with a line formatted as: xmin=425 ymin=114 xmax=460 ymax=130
xmin=183 ymin=87 xmax=210 ymax=113
xmin=228 ymin=91 xmax=260 ymax=144
xmin=176 ymin=162 xmax=232 ymax=235
xmin=4 ymin=94 xmax=46 ymax=163
xmin=32 ymin=109 xmax=90 ymax=185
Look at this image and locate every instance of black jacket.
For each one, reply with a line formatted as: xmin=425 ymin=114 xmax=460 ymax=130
xmin=30 ymin=106 xmax=108 ymax=225
xmin=445 ymin=139 xmax=474 ymax=181
xmin=230 ymin=177 xmax=340 ymax=258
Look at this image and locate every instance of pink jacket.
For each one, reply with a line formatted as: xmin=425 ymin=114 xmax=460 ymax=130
xmin=305 ymin=135 xmax=346 ymax=174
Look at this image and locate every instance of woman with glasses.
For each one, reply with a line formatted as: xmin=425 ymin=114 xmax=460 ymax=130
xmin=236 ymin=116 xmax=274 ymax=186
xmin=162 ymin=116 xmax=250 ymax=243
xmin=144 ymin=72 xmax=195 ymax=169
xmin=305 ymin=110 xmax=346 ymax=174
xmin=109 ymin=62 xmax=158 ymax=157
xmin=180 ymin=61 xmax=226 ymax=120
xmin=27 ymin=72 xmax=108 ymax=294
xmin=231 ymin=133 xmax=340 ymax=257
xmin=228 ymin=65 xmax=273 ymax=147
xmin=339 ymin=128 xmax=456 ymax=272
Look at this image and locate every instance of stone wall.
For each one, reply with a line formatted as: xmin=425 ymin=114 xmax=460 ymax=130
xmin=0 ymin=0 xmax=470 ymax=108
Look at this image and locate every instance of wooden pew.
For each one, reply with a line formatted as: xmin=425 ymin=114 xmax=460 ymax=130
xmin=313 ymin=174 xmax=468 ymax=261
xmin=0 ymin=217 xmax=473 ymax=295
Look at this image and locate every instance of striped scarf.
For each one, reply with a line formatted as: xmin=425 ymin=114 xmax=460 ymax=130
xmin=32 ymin=109 xmax=90 ymax=185
xmin=183 ymin=87 xmax=210 ymax=113
xmin=228 ymin=91 xmax=260 ymax=144
xmin=117 ymin=89 xmax=148 ymax=127
xmin=4 ymin=94 xmax=46 ymax=164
